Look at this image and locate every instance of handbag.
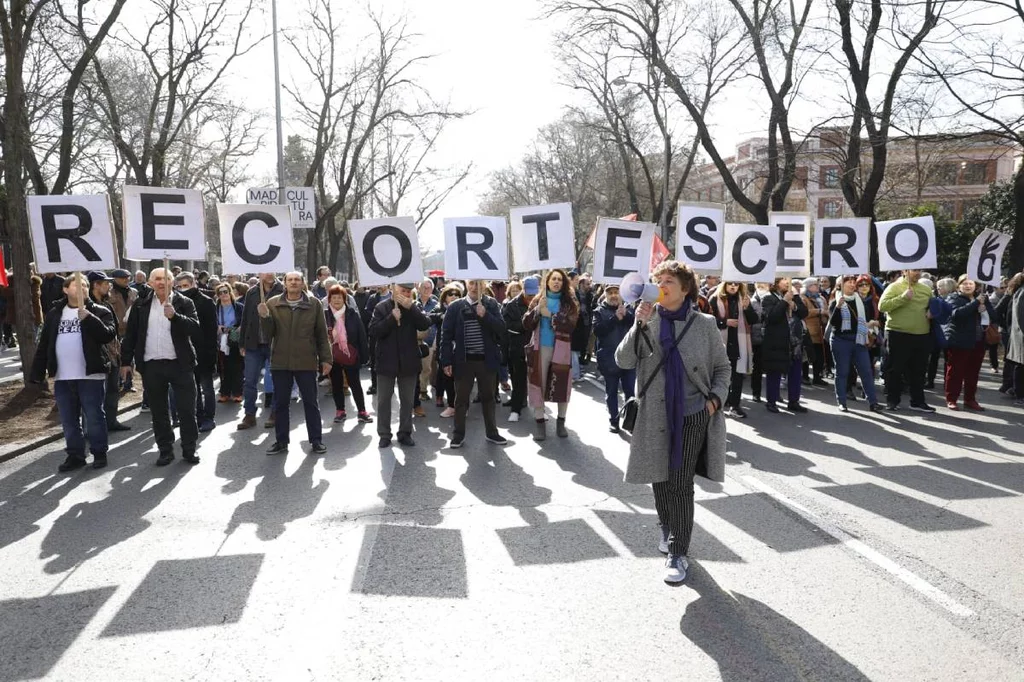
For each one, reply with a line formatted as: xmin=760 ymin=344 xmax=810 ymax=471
xmin=618 ymin=313 xmax=698 ymax=433
xmin=984 ymin=324 xmax=1001 ymax=346
xmin=332 ymin=341 xmax=358 ymax=366
xmin=228 ymin=327 xmax=240 ymax=344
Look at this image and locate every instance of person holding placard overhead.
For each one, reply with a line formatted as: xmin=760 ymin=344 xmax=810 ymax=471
xmin=120 ymin=268 xmax=202 ymax=466
xmin=439 ymin=279 xmax=508 ymax=448
xmin=760 ymin=277 xmax=809 ymax=414
xmin=30 ymin=274 xmax=118 ymax=471
xmin=369 ymin=282 xmax=432 ymax=448
xmin=522 ymin=269 xmax=579 ymax=441
xmin=613 ymin=260 xmax=730 ymax=584
xmin=259 ymin=272 xmax=333 ymax=456
xmin=878 ymin=269 xmax=936 ymax=412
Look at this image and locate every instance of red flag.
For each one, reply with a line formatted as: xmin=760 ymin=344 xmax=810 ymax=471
xmin=0 ymin=249 xmax=8 ymax=287
xmin=650 ymin=234 xmax=670 ymax=271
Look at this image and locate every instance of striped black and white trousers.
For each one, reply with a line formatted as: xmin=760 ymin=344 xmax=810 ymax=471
xmin=652 ymin=408 xmax=711 ymax=557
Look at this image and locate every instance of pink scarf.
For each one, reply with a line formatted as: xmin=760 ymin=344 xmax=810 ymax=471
xmin=331 ymin=304 xmax=349 ymax=350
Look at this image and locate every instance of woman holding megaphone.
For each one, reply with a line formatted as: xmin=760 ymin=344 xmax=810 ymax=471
xmin=523 ymin=269 xmax=580 ymax=441
xmin=614 ymin=260 xmax=731 ymax=585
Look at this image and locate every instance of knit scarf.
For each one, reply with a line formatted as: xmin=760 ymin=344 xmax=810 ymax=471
xmin=659 ymin=304 xmax=690 ymax=472
xmin=839 ymin=294 xmax=868 ymax=345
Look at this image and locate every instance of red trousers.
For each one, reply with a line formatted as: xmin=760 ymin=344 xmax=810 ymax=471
xmin=945 ymin=343 xmax=986 ymax=404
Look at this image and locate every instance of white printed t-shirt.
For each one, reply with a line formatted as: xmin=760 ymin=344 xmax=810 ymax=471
xmin=55 ymin=306 xmax=106 ymax=382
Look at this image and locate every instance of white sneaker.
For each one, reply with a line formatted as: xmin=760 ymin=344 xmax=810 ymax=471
xmin=440 ymin=407 xmax=455 ymax=418
xmin=664 ymin=555 xmax=689 ymax=584
xmin=508 ymin=412 xmax=520 ymax=423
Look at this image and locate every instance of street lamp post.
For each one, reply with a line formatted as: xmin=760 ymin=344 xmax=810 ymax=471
xmin=271 ymin=0 xmax=286 ymax=214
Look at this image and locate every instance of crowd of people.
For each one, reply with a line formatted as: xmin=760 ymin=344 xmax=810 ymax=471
xmin=7 ymin=258 xmax=1023 ymax=585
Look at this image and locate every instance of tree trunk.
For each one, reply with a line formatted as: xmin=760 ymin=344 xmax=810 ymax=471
xmin=1012 ymin=167 xmax=1024 ymax=275
xmin=3 ymin=22 xmax=37 ymax=383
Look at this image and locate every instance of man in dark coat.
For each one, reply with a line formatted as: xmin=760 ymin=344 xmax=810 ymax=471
xmin=363 ymin=285 xmax=391 ymax=395
xmin=87 ymin=270 xmax=131 ymax=433
xmin=31 ymin=274 xmax=118 ymax=471
xmin=121 ymin=268 xmax=202 ymax=465
xmin=176 ymin=272 xmax=219 ymax=432
xmin=592 ymin=284 xmax=636 ymax=431
xmin=368 ymin=283 xmax=430 ymax=448
xmin=501 ymin=275 xmax=538 ymax=421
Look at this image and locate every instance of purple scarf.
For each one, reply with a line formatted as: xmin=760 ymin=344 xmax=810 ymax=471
xmin=659 ymin=304 xmax=690 ymax=471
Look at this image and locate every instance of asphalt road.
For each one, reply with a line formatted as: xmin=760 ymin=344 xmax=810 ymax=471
xmin=0 ymin=346 xmax=23 ymax=384
xmin=0 ymin=366 xmax=1021 ymax=681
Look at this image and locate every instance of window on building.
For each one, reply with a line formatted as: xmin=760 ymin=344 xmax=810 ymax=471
xmin=823 ymin=200 xmax=842 ymax=218
xmin=961 ymin=162 xmax=987 ymax=185
xmin=822 ymin=167 xmax=841 ymax=189
xmin=930 ymin=164 xmax=959 ymax=186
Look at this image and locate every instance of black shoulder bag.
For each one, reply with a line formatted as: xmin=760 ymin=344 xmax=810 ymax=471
xmin=619 ymin=314 xmax=698 ymax=433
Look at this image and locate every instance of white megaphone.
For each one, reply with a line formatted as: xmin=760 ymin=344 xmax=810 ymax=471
xmin=620 ymin=272 xmax=665 ymax=305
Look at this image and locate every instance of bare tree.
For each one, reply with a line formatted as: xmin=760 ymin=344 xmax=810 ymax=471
xmin=917 ymin=0 xmax=1024 ymax=270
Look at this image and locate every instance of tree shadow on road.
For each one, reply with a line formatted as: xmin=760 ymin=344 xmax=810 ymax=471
xmin=681 ymin=563 xmax=870 ymax=681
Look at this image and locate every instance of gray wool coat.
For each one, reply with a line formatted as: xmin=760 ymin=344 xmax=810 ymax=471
xmin=614 ymin=310 xmax=732 ymax=484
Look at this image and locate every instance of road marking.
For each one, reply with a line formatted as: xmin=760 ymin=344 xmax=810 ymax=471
xmin=741 ymin=475 xmax=975 ymax=618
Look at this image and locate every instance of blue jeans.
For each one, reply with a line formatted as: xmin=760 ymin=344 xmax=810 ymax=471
xmin=54 ymin=379 xmax=108 ymax=460
xmin=243 ymin=345 xmax=274 ymax=415
xmin=571 ymin=351 xmax=581 ymax=380
xmin=271 ymin=369 xmax=322 ymax=445
xmin=604 ymin=369 xmax=636 ymax=421
xmin=831 ymin=335 xmax=878 ymax=406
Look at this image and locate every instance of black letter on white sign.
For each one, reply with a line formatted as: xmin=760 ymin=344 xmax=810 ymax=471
xmin=683 ymin=216 xmax=718 ymax=264
xmin=885 ymin=223 xmax=928 ymax=264
xmin=733 ymin=231 xmax=769 ymax=276
xmin=141 ymin=193 xmax=189 ymax=251
xmin=603 ymin=228 xmax=642 ymax=280
xmin=363 ymin=225 xmax=413 ymax=277
xmin=41 ymin=205 xmax=102 ymax=263
xmin=232 ymin=212 xmax=282 ymax=265
xmin=456 ymin=226 xmax=497 ymax=271
xmin=776 ymin=223 xmax=804 ymax=268
xmin=522 ymin=212 xmax=558 ymax=261
xmin=821 ymin=226 xmax=857 ymax=269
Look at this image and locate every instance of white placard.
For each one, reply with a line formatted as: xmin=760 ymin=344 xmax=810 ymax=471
xmin=122 ymin=185 xmax=206 ymax=260
xmin=722 ymin=223 xmax=779 ymax=282
xmin=509 ymin=202 xmax=576 ymax=272
xmin=770 ymin=212 xmax=811 ymax=277
xmin=967 ymin=229 xmax=1012 ymax=286
xmin=218 ymin=204 xmax=295 ymax=275
xmin=813 ymin=218 xmax=871 ymax=276
xmin=875 ymin=216 xmax=937 ymax=271
xmin=27 ymin=194 xmax=118 ymax=274
xmin=443 ymin=216 xmax=509 ymax=280
xmin=676 ymin=202 xmax=725 ymax=272
xmin=592 ymin=217 xmax=657 ymax=286
xmin=349 ymin=216 xmax=423 ymax=286
xmin=246 ymin=186 xmax=316 ymax=229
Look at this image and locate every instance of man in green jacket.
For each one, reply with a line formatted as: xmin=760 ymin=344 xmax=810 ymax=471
xmin=878 ymin=269 xmax=936 ymax=412
xmin=258 ymin=271 xmax=333 ymax=455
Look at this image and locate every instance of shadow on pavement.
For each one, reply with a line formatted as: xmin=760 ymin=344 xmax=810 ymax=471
xmin=497 ymin=518 xmax=618 ymax=566
xmin=818 ymin=482 xmax=987 ymax=532
xmin=928 ymin=457 xmax=1024 ymax=493
xmin=354 ymin=524 xmax=467 ymax=599
xmin=0 ymin=586 xmax=117 ymax=681
xmin=460 ymin=449 xmax=551 ymax=526
xmin=728 ymin=432 xmax=841 ymax=479
xmin=39 ymin=462 xmax=190 ymax=574
xmin=101 ymin=554 xmax=264 ymax=637
xmin=593 ymin=509 xmax=744 ymax=563
xmin=681 ymin=563 xmax=870 ymax=681
xmin=857 ymin=464 xmax=1016 ymax=500
xmin=698 ymin=493 xmax=841 ymax=553
xmin=224 ymin=454 xmax=329 ymax=541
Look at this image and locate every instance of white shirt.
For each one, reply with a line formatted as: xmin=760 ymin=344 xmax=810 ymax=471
xmin=144 ymin=294 xmax=178 ymax=361
xmin=55 ymin=306 xmax=106 ymax=382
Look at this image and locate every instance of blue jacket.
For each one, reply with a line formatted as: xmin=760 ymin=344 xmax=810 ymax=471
xmin=592 ymin=301 xmax=634 ymax=376
xmin=439 ymin=296 xmax=506 ymax=372
xmin=928 ymin=296 xmax=953 ymax=349
xmin=420 ymin=295 xmax=439 ymax=345
xmin=942 ymin=293 xmax=984 ymax=350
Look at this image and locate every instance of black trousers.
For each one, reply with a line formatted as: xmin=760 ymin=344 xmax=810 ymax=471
xmin=142 ymin=359 xmax=198 ymax=456
xmin=885 ymin=331 xmax=930 ymax=407
xmin=219 ymin=349 xmax=244 ymax=397
xmin=726 ymin=358 xmax=745 ymax=408
xmin=104 ymin=363 xmax=121 ymax=427
xmin=652 ymin=409 xmax=711 ymax=557
xmin=750 ymin=345 xmax=764 ymax=400
xmin=507 ymin=354 xmax=528 ymax=414
xmin=330 ymin=363 xmax=366 ymax=412
xmin=454 ymin=359 xmax=498 ymax=438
